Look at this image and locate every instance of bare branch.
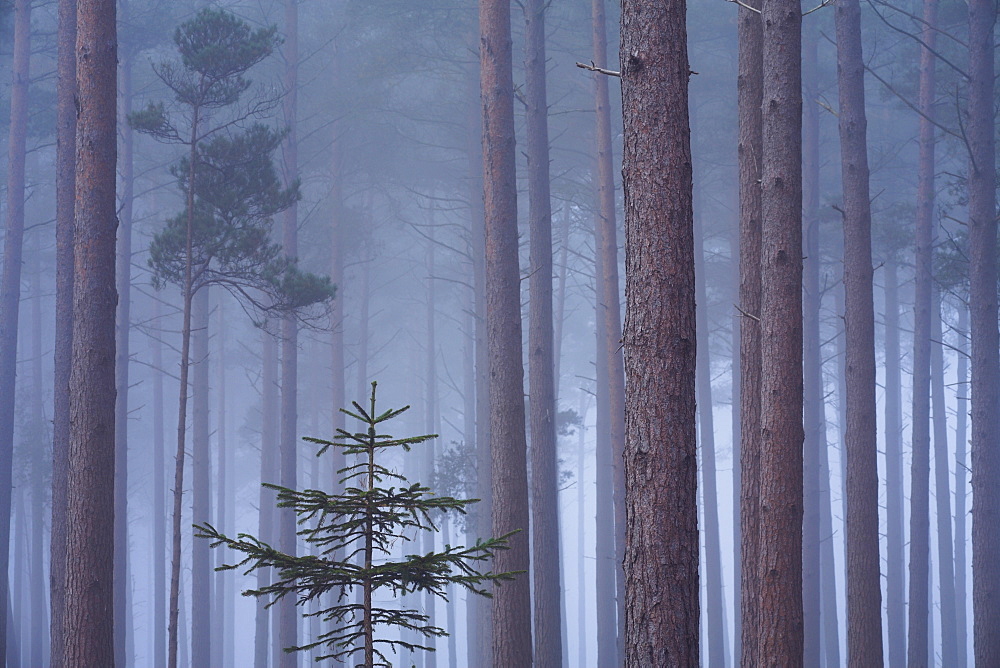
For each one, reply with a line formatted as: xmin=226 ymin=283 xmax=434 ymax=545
xmin=575 ymin=61 xmax=621 ymax=77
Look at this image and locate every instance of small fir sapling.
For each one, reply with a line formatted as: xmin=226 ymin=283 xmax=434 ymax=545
xmin=197 ymin=383 xmax=516 ymax=667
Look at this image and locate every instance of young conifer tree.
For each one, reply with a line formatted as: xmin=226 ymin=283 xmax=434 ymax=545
xmin=197 ymin=383 xmax=514 ymax=667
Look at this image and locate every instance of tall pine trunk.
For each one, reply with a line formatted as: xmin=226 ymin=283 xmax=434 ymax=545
xmin=834 ymin=0 xmax=884 ymax=660
xmin=0 ymin=2 xmax=31 ymax=661
xmin=151 ymin=299 xmax=167 ymax=668
xmin=191 ymin=288 xmax=212 ymax=666
xmin=523 ymin=1 xmax=562 ymax=664
xmin=758 ymin=0 xmax=803 ymax=660
xmin=620 ymin=0 xmax=698 ymax=662
xmin=480 ymin=0 xmax=532 ymax=664
xmin=50 ymin=0 xmax=77 ymax=665
xmin=954 ymin=303 xmax=969 ymax=666
xmin=255 ymin=331 xmax=280 ymax=668
xmin=64 ymin=0 xmax=117 ymax=661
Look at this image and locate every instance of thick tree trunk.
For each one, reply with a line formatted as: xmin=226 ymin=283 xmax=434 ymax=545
xmin=930 ymin=287 xmax=958 ymax=665
xmin=883 ymin=258 xmax=905 ymax=666
xmin=0 ymin=2 xmax=31 ymax=661
xmin=50 ymin=1 xmax=77 ymax=665
xmin=64 ymin=0 xmax=117 ymax=662
xmin=523 ymin=1 xmax=562 ymax=665
xmin=758 ymin=0 xmax=803 ymax=660
xmin=834 ymin=0 xmax=884 ymax=661
xmin=480 ymin=0 xmax=532 ymax=664
xmin=278 ymin=1 xmax=300 ymax=662
xmin=191 ymin=288 xmax=212 ymax=667
xmin=908 ymin=1 xmax=937 ymax=662
xmin=801 ymin=23 xmax=822 ymax=665
xmin=736 ymin=0 xmax=763 ymax=661
xmin=115 ymin=31 xmax=135 ymax=666
xmin=968 ymin=0 xmax=999 ymax=656
xmin=619 ymin=0 xmax=698 ymax=664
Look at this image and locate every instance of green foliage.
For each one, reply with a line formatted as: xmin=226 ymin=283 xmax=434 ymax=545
xmin=132 ymin=7 xmax=332 ymax=316
xmin=197 ymin=383 xmax=515 ymax=667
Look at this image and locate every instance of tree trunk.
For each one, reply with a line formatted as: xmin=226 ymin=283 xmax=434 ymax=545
xmin=50 ymin=1 xmax=76 ymax=665
xmin=834 ymin=0 xmax=884 ymax=661
xmin=423 ymin=226 xmax=438 ymax=668
xmin=736 ymin=0 xmax=763 ymax=661
xmin=278 ymin=1 xmax=300 ymax=661
xmin=576 ymin=392 xmax=590 ymax=668
xmin=115 ymin=26 xmax=135 ymax=664
xmin=480 ymin=0 xmax=532 ymax=664
xmin=0 ymin=1 xmax=31 ymax=661
xmin=523 ymin=1 xmax=561 ymax=665
xmin=29 ymin=234 xmax=46 ymax=668
xmin=968 ymin=0 xmax=999 ymax=656
xmin=758 ymin=0 xmax=803 ymax=659
xmin=191 ymin=288 xmax=212 ymax=667
xmin=908 ymin=0 xmax=937 ymax=662
xmin=931 ymin=287 xmax=958 ymax=665
xmin=591 ymin=5 xmax=628 ymax=661
xmin=255 ymin=331 xmax=280 ymax=668
xmin=801 ymin=21 xmax=822 ymax=665
xmin=64 ymin=0 xmax=117 ymax=662
xmin=620 ymin=0 xmax=698 ymax=663
xmin=883 ymin=258 xmax=906 ymax=667
xmin=152 ymin=299 xmax=167 ymax=668
xmin=213 ymin=299 xmax=228 ymax=668
xmin=954 ymin=303 xmax=969 ymax=666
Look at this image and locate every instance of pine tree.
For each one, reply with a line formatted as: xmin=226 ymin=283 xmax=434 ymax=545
xmin=197 ymin=383 xmax=515 ymax=667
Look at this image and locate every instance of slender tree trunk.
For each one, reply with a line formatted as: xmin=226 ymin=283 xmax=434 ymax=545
xmin=968 ymin=0 xmax=999 ymax=656
xmin=553 ymin=205 xmax=570 ymax=398
xmin=213 ymin=300 xmax=228 ymax=668
xmin=50 ymin=1 xmax=77 ymax=665
xmin=834 ymin=0 xmax=884 ymax=660
xmin=931 ymin=287 xmax=958 ymax=664
xmin=737 ymin=0 xmax=763 ymax=662
xmin=801 ymin=22 xmax=822 ymax=665
xmin=591 ymin=5 xmax=628 ymax=661
xmin=191 ymin=288 xmax=212 ymax=667
xmin=29 ymin=234 xmax=46 ymax=668
xmin=255 ymin=331 xmax=280 ymax=668
xmin=908 ymin=1 xmax=937 ymax=662
xmin=115 ymin=27 xmax=135 ymax=665
xmin=730 ymin=215 xmax=743 ymax=665
xmin=278 ymin=1 xmax=300 ymax=661
xmin=880 ymin=258 xmax=906 ymax=666
xmin=576 ymin=393 xmax=589 ymax=668
xmin=620 ymin=0 xmax=698 ymax=663
xmin=64 ymin=0 xmax=117 ymax=662
xmin=480 ymin=0 xmax=532 ymax=664
xmin=152 ymin=299 xmax=167 ymax=668
xmin=758 ymin=0 xmax=804 ymax=659
xmin=523 ymin=1 xmax=561 ymax=665
xmin=954 ymin=303 xmax=969 ymax=666
xmin=0 ymin=2 xmax=31 ymax=661
xmin=423 ymin=227 xmax=438 ymax=668
xmin=694 ymin=181 xmax=725 ymax=667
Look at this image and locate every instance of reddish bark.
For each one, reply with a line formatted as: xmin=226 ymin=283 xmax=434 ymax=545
xmin=620 ymin=0 xmax=699 ymax=663
xmin=64 ymin=0 xmax=118 ymax=663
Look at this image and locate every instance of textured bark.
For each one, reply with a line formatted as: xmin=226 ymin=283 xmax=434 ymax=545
xmin=64 ymin=0 xmax=118 ymax=663
xmin=737 ymin=0 xmax=763 ymax=662
xmin=907 ymin=1 xmax=936 ymax=662
xmin=152 ymin=300 xmax=167 ymax=668
xmin=883 ymin=258 xmax=905 ymax=667
xmin=619 ymin=0 xmax=699 ymax=664
xmin=968 ymin=0 xmax=999 ymax=657
xmin=695 ymin=212 xmax=726 ymax=668
xmin=523 ymin=1 xmax=562 ymax=665
xmin=191 ymin=289 xmax=211 ymax=667
xmin=954 ymin=304 xmax=969 ymax=667
xmin=801 ymin=24 xmax=822 ymax=665
xmin=50 ymin=1 xmax=77 ymax=665
xmin=277 ymin=2 xmax=300 ymax=663
xmin=115 ymin=28 xmax=135 ymax=665
xmin=930 ymin=288 xmax=958 ymax=665
xmin=834 ymin=0 xmax=884 ymax=661
xmin=758 ymin=0 xmax=804 ymax=660
xmin=254 ymin=332 xmax=280 ymax=668
xmin=591 ymin=5 xmax=628 ymax=661
xmin=0 ymin=2 xmax=31 ymax=662
xmin=480 ymin=0 xmax=532 ymax=664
